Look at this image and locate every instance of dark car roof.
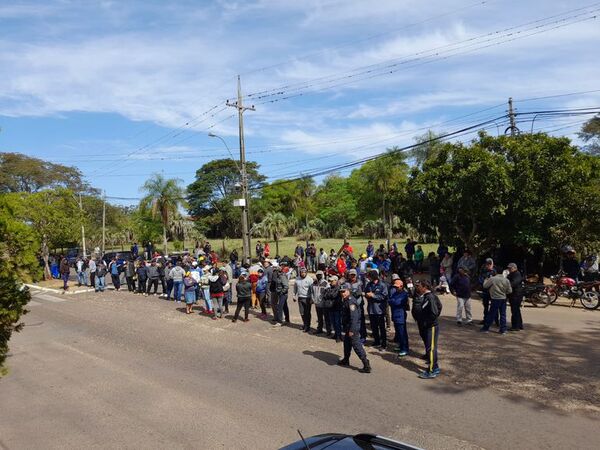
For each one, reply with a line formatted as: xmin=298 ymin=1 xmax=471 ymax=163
xmin=280 ymin=433 xmax=423 ymax=450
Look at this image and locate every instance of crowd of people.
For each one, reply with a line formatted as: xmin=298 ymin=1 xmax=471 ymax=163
xmin=50 ymin=239 xmax=599 ymax=379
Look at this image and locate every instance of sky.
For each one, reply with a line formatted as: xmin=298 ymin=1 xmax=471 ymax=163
xmin=1 ymin=0 xmax=599 ymax=205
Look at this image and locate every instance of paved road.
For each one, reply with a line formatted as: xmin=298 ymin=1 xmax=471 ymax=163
xmin=1 ymin=288 xmax=599 ymax=449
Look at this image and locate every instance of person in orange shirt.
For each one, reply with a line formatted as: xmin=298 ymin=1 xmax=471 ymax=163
xmin=249 ymin=270 xmax=259 ymax=309
xmin=336 ymin=252 xmax=347 ymax=277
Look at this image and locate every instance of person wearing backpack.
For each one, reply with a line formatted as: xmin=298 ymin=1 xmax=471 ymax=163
xmin=412 ymin=279 xmax=442 ymax=379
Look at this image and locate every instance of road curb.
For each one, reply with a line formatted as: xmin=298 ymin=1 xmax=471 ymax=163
xmin=25 ymin=284 xmax=96 ymax=295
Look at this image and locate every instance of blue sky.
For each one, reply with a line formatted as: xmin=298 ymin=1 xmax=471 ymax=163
xmin=1 ymin=0 xmax=599 ymax=205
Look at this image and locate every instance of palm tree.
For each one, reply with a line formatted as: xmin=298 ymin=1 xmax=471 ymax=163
xmin=259 ymin=212 xmax=288 ymax=256
xmin=140 ymin=174 xmax=186 ymax=255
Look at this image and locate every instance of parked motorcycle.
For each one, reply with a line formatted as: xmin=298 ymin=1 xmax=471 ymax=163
xmin=523 ymin=282 xmax=551 ymax=308
xmin=545 ymin=272 xmax=600 ymax=310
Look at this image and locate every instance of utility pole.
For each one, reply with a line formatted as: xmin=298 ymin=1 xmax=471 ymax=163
xmin=79 ymin=193 xmax=87 ymax=258
xmin=226 ymin=75 xmax=255 ymax=264
xmin=507 ymin=97 xmax=517 ymax=136
xmin=102 ymin=191 xmax=106 ymax=256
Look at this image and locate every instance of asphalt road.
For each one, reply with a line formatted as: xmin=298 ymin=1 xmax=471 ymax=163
xmin=1 ymin=287 xmax=599 ymax=449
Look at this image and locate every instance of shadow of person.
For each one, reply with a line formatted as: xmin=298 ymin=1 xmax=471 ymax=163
xmin=302 ymin=350 xmax=340 ymax=366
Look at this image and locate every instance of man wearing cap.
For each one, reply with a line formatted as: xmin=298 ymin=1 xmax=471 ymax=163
xmin=294 ymin=267 xmax=314 ymax=332
xmin=481 ymin=269 xmax=512 ymax=334
xmin=388 ymin=274 xmax=410 ymax=356
xmin=479 ymin=258 xmax=498 ymax=324
xmin=273 ymin=262 xmax=290 ymax=326
xmin=506 ymin=263 xmax=524 ymax=331
xmin=338 ymin=284 xmax=371 ymax=373
xmin=311 ymin=271 xmax=330 ymax=335
xmin=322 ymin=275 xmax=342 ymax=341
xmin=347 ymin=269 xmax=367 ymax=343
xmin=364 ymin=269 xmax=388 ymax=349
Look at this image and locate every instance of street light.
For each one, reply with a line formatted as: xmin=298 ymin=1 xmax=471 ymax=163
xmin=208 ymin=132 xmax=251 ymax=264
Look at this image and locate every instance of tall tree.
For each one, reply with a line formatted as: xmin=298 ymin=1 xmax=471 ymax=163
xmin=578 ymin=115 xmax=600 ymax=155
xmin=0 ymin=152 xmax=96 ymax=194
xmin=140 ymin=174 xmax=186 ymax=255
xmin=256 ymin=212 xmax=288 ymax=257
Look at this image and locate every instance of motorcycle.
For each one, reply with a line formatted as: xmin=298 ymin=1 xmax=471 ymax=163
xmin=545 ymin=272 xmax=600 ymax=310
xmin=523 ymin=282 xmax=551 ymax=308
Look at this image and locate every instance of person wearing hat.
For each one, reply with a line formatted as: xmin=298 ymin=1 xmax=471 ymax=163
xmin=364 ymin=269 xmax=388 ymax=349
xmin=481 ymin=268 xmax=512 ymax=334
xmin=346 ymin=268 xmax=367 ymax=343
xmin=338 ymin=284 xmax=371 ymax=373
xmin=506 ymin=263 xmax=524 ymax=331
xmin=183 ymin=270 xmax=198 ymax=314
xmin=208 ymin=268 xmax=227 ymax=319
xmin=255 ymin=268 xmax=269 ymax=319
xmin=562 ymin=248 xmax=580 ymax=281
xmin=412 ymin=280 xmax=442 ymax=379
xmin=449 ymin=267 xmax=473 ymax=326
xmin=322 ymin=275 xmax=342 ymax=341
xmin=388 ymin=274 xmax=410 ymax=356
xmin=294 ymin=267 xmax=314 ymax=332
xmin=232 ymin=273 xmax=252 ymax=322
xmin=273 ymin=261 xmax=290 ymax=326
xmin=478 ymin=258 xmax=498 ymax=324
xmin=311 ymin=270 xmax=331 ymax=335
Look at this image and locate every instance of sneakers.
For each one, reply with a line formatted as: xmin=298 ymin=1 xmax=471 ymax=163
xmin=418 ymin=370 xmax=438 ymax=379
xmin=479 ymin=327 xmax=489 ymax=333
xmin=337 ymin=359 xmax=350 ymax=367
xmin=273 ymin=322 xmax=282 ymax=327
xmin=397 ymin=351 xmax=408 ymax=357
xmin=358 ymin=362 xmax=371 ymax=373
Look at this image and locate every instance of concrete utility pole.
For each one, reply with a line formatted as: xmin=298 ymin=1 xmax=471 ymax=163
xmin=507 ymin=97 xmax=517 ymax=136
xmin=79 ymin=193 xmax=87 ymax=258
xmin=102 ymin=191 xmax=106 ymax=255
xmin=226 ymin=76 xmax=255 ymax=264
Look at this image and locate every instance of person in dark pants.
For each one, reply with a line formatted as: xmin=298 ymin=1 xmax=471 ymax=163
xmin=388 ymin=274 xmax=410 ymax=356
xmin=136 ymin=261 xmax=148 ymax=296
xmin=479 ymin=258 xmax=498 ymax=324
xmin=59 ymin=256 xmax=70 ymax=290
xmin=323 ymin=276 xmax=342 ymax=341
xmin=481 ymin=272 xmax=512 ymax=334
xmin=311 ymin=271 xmax=331 ymax=335
xmin=146 ymin=260 xmax=160 ymax=295
xmin=337 ymin=284 xmax=371 ymax=373
xmin=364 ymin=269 xmax=388 ymax=349
xmin=232 ymin=273 xmax=252 ymax=322
xmin=507 ymin=263 xmax=524 ymax=331
xmin=273 ymin=263 xmax=290 ymax=326
xmin=412 ymin=280 xmax=442 ymax=379
xmin=346 ymin=269 xmax=367 ymax=343
xmin=293 ymin=267 xmax=314 ymax=332
xmin=124 ymin=259 xmax=136 ymax=292
xmin=108 ymin=257 xmax=121 ymax=291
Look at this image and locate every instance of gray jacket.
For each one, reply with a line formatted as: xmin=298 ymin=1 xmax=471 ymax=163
xmin=170 ymin=266 xmax=186 ymax=282
xmin=311 ymin=279 xmax=328 ymax=307
xmin=483 ymin=274 xmax=512 ymax=300
xmin=294 ymin=275 xmax=313 ymax=301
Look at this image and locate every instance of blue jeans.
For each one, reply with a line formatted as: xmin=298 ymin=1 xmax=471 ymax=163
xmin=483 ymin=299 xmax=507 ymax=332
xmin=77 ymin=271 xmax=87 ymax=286
xmin=329 ymin=310 xmax=342 ymax=338
xmin=95 ymin=276 xmax=105 ymax=291
xmin=173 ymin=281 xmax=183 ymax=301
xmin=203 ymin=287 xmax=212 ymax=311
xmin=393 ymin=322 xmax=409 ymax=353
xmin=276 ymin=293 xmax=288 ymax=323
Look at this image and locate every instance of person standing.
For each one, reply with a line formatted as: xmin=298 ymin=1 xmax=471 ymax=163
xmin=158 ymin=260 xmax=167 ymax=296
xmin=450 ymin=267 xmax=473 ymax=325
xmin=146 ymin=260 xmax=160 ymax=295
xmin=255 ymin=268 xmax=269 ymax=318
xmin=346 ymin=269 xmax=367 ymax=343
xmin=440 ymin=252 xmax=453 ymax=284
xmin=273 ymin=263 xmax=290 ymax=326
xmin=364 ymin=269 xmax=388 ymax=349
xmin=479 ymin=258 xmax=498 ymax=324
xmin=136 ymin=260 xmax=148 ymax=296
xmin=124 ymin=258 xmax=136 ymax=292
xmin=88 ymin=257 xmax=97 ymax=290
xmin=95 ymin=259 xmax=107 ymax=292
xmin=199 ymin=264 xmax=212 ymax=314
xmin=183 ymin=271 xmax=198 ymax=314
xmin=414 ymin=245 xmax=424 ymax=273
xmin=323 ymin=275 xmax=342 ymax=342
xmin=388 ymin=274 xmax=410 ymax=356
xmin=481 ymin=271 xmax=512 ymax=334
xmin=163 ymin=261 xmax=174 ymax=300
xmin=457 ymin=250 xmax=477 ymax=277
xmin=337 ymin=284 xmax=371 ymax=373
xmin=232 ymin=273 xmax=252 ymax=322
xmin=311 ymin=270 xmax=331 ymax=335
xmin=108 ymin=257 xmax=121 ymax=291
xmin=209 ymin=268 xmax=227 ymax=319
xmin=412 ymin=280 xmax=442 ymax=379
xmin=318 ymin=248 xmax=328 ymax=271
xmin=170 ymin=262 xmax=186 ymax=303
xmin=76 ymin=257 xmax=86 ymax=286
xmin=294 ymin=267 xmax=314 ymax=332
xmin=507 ymin=263 xmax=524 ymax=331
xmin=59 ymin=256 xmax=70 ymax=291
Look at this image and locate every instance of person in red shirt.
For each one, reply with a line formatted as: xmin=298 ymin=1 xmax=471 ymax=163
xmin=336 ymin=253 xmax=347 ymax=277
xmin=339 ymin=240 xmax=354 ymax=258
xmin=264 ymin=242 xmax=271 ymax=258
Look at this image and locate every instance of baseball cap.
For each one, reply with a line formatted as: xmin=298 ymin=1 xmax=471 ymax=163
xmin=192 ymin=261 xmax=198 ymax=267
xmin=391 ymin=273 xmax=401 ymax=281
xmin=348 ymin=269 xmax=357 ymax=276
xmin=328 ymin=275 xmax=339 ymax=282
xmin=485 ymin=258 xmax=494 ymax=264
xmin=316 ymin=270 xmax=324 ymax=276
xmin=361 ymin=253 xmax=367 ymax=258
xmin=300 ymin=267 xmax=307 ymax=272
xmin=258 ymin=268 xmax=264 ymax=273
xmin=507 ymin=263 xmax=517 ymax=269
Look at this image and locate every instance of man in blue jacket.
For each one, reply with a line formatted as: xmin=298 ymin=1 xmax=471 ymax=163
xmin=388 ymin=274 xmax=410 ymax=356
xmin=364 ymin=269 xmax=388 ymax=349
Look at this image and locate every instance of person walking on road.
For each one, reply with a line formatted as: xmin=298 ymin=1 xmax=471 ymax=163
xmin=294 ymin=267 xmax=314 ymax=332
xmin=481 ymin=271 xmax=512 ymax=334
xmin=506 ymin=263 xmax=524 ymax=331
xmin=450 ymin=267 xmax=473 ymax=326
xmin=337 ymin=284 xmax=371 ymax=373
xmin=232 ymin=273 xmax=252 ymax=322
xmin=412 ymin=280 xmax=442 ymax=379
xmin=60 ymin=256 xmax=70 ymax=291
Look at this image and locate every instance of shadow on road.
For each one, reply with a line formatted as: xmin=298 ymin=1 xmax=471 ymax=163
xmin=302 ymin=350 xmax=341 ymax=366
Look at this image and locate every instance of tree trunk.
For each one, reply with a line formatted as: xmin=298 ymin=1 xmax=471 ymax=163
xmin=275 ymin=234 xmax=280 ymax=257
xmin=162 ymin=225 xmax=168 ymax=257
